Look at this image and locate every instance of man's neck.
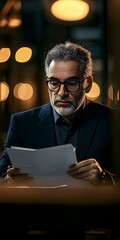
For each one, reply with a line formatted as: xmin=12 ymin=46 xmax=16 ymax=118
xmin=63 ymin=97 xmax=90 ymax=124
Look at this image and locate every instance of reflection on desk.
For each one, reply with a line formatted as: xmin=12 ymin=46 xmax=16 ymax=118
xmin=0 ymin=186 xmax=120 ymax=239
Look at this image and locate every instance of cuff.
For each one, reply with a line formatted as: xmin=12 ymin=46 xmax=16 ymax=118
xmin=100 ymin=170 xmax=116 ymax=186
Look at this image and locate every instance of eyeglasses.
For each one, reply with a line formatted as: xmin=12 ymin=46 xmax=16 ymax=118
xmin=46 ymin=77 xmax=88 ymax=92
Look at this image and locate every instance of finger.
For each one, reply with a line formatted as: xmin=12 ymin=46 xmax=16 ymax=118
xmin=7 ymin=167 xmax=16 ymax=177
xmin=69 ymin=163 xmax=77 ymax=169
xmin=68 ymin=159 xmax=96 ymax=171
xmin=68 ymin=163 xmax=94 ymax=175
xmin=78 ymin=159 xmax=97 ymax=167
xmin=7 ymin=165 xmax=13 ymax=169
xmin=68 ymin=166 xmax=98 ymax=178
xmin=68 ymin=171 xmax=95 ymax=181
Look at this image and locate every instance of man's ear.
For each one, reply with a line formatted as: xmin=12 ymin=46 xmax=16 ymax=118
xmin=85 ymin=76 xmax=93 ymax=93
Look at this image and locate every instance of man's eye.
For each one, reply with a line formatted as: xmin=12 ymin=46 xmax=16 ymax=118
xmin=50 ymin=81 xmax=59 ymax=86
xmin=50 ymin=81 xmax=59 ymax=85
xmin=67 ymin=81 xmax=78 ymax=86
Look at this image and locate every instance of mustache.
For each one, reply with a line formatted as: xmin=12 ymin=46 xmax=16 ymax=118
xmin=53 ymin=97 xmax=76 ymax=108
xmin=54 ymin=96 xmax=72 ymax=103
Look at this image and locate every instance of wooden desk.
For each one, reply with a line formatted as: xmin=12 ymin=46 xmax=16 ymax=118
xmin=0 ymin=186 xmax=120 ymax=239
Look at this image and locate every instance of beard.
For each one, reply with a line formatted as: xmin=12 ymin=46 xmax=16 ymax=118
xmin=50 ymin=95 xmax=85 ymax=117
xmin=52 ymin=104 xmax=75 ymax=116
xmin=50 ymin=96 xmax=75 ymax=116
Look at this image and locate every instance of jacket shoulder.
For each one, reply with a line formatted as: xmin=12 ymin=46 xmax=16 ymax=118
xmin=12 ymin=103 xmax=51 ymax=117
xmin=88 ymin=101 xmax=115 ymax=114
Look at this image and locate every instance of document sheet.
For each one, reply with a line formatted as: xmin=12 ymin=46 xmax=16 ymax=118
xmin=6 ymin=144 xmax=90 ymax=187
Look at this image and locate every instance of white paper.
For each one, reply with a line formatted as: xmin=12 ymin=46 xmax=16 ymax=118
xmin=6 ymin=144 xmax=91 ymax=187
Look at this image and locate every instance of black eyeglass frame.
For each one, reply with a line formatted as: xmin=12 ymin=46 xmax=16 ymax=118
xmin=46 ymin=76 xmax=88 ymax=92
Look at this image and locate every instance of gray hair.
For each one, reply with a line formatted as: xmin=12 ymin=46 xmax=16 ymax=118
xmin=44 ymin=41 xmax=93 ymax=77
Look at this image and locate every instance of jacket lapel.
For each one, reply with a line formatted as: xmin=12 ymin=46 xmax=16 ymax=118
xmin=76 ymin=103 xmax=98 ymax=161
xmin=37 ymin=103 xmax=57 ymax=147
xmin=37 ymin=102 xmax=98 ymax=159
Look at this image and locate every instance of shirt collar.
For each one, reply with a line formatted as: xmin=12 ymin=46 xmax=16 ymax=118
xmin=53 ymin=108 xmax=61 ymax=124
xmin=52 ymin=97 xmax=90 ymax=124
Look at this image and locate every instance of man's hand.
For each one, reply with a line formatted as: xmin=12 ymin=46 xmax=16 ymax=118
xmin=67 ymin=158 xmax=103 ymax=185
xmin=4 ymin=165 xmax=33 ymax=186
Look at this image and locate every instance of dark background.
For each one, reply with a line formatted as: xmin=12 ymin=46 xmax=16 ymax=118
xmin=0 ymin=0 xmax=120 ymax=160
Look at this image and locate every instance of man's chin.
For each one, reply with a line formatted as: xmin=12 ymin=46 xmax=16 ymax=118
xmin=54 ymin=106 xmax=74 ymax=116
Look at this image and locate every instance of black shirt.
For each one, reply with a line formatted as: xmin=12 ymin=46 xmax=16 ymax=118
xmin=53 ymin=109 xmax=82 ymax=147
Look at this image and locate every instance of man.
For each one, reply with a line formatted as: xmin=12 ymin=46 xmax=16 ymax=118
xmin=0 ymin=41 xmax=117 ymax=186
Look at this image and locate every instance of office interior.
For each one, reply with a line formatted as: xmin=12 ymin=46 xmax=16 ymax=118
xmin=0 ymin=1 xmax=120 ymax=240
xmin=0 ymin=0 xmax=120 ymax=157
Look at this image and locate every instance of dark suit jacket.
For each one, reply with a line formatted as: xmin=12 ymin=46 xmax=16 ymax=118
xmin=0 ymin=101 xmax=114 ymax=177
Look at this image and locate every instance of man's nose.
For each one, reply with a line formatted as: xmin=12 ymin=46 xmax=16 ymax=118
xmin=57 ymin=84 xmax=68 ymax=96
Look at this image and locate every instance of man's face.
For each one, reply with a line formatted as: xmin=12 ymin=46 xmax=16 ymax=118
xmin=47 ymin=60 xmax=88 ymax=117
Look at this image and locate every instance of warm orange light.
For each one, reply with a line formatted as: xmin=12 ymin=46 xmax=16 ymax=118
xmin=117 ymin=90 xmax=119 ymax=101
xmin=13 ymin=83 xmax=33 ymax=100
xmin=15 ymin=47 xmax=32 ymax=63
xmin=8 ymin=0 xmax=22 ymax=27
xmin=108 ymin=85 xmax=114 ymax=101
xmin=18 ymin=83 xmax=33 ymax=100
xmin=0 ymin=18 xmax=8 ymax=27
xmin=51 ymin=0 xmax=89 ymax=21
xmin=0 ymin=82 xmax=9 ymax=101
xmin=0 ymin=0 xmax=22 ymax=28
xmin=86 ymin=82 xmax=100 ymax=100
xmin=0 ymin=48 xmax=11 ymax=62
xmin=8 ymin=17 xmax=22 ymax=28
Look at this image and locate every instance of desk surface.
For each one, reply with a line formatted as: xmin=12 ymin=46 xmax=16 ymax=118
xmin=0 ymin=185 xmax=120 ymax=240
xmin=0 ymin=185 xmax=120 ymax=205
xmin=0 ymin=186 xmax=120 ymax=233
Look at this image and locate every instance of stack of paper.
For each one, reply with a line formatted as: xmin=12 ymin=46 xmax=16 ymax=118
xmin=6 ymin=144 xmax=91 ymax=187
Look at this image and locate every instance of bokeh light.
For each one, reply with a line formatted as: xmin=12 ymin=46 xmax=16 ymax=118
xmin=15 ymin=47 xmax=32 ymax=63
xmin=13 ymin=83 xmax=33 ymax=100
xmin=0 ymin=48 xmax=11 ymax=62
xmin=0 ymin=82 xmax=10 ymax=101
xmin=86 ymin=82 xmax=100 ymax=100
